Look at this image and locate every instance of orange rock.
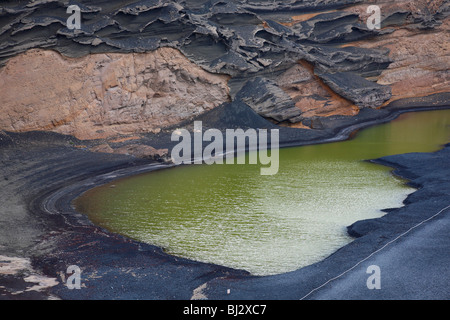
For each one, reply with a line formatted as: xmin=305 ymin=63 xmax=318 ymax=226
xmin=277 ymin=60 xmax=359 ymax=122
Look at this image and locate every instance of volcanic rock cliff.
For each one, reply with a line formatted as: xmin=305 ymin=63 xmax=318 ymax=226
xmin=0 ymin=48 xmax=230 ymax=140
xmin=0 ymin=0 xmax=448 ymax=141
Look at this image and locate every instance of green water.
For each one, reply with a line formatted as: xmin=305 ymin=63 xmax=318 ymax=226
xmin=75 ymin=109 xmax=450 ymax=275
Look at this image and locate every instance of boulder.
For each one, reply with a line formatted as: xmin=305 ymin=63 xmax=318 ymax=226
xmin=236 ymin=77 xmax=303 ymax=123
xmin=316 ymin=72 xmax=392 ymax=108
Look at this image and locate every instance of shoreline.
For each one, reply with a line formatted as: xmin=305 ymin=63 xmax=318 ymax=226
xmin=1 ymin=101 xmax=449 ymax=299
xmin=41 ymin=101 xmax=450 ymax=221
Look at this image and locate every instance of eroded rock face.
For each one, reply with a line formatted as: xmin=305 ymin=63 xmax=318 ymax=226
xmin=273 ymin=0 xmax=449 ymax=126
xmin=317 ymin=72 xmax=392 ymax=109
xmin=276 ymin=61 xmax=359 ymax=121
xmin=0 ymin=0 xmax=448 ymax=134
xmin=353 ymin=18 xmax=450 ymax=105
xmin=235 ymin=77 xmax=303 ymax=123
xmin=342 ymin=0 xmax=450 ymax=105
xmin=0 ymin=47 xmax=230 ymax=140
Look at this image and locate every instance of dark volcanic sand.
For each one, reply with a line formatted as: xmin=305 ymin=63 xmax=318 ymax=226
xmin=1 ymin=0 xmax=449 ymax=301
xmin=0 ymin=102 xmax=449 ymax=300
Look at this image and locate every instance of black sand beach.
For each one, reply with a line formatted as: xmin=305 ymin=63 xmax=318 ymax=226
xmin=1 ymin=101 xmax=449 ymax=300
xmin=1 ymin=0 xmax=449 ymax=302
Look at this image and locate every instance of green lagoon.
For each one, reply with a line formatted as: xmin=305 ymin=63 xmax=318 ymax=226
xmin=74 ymin=109 xmax=450 ymax=275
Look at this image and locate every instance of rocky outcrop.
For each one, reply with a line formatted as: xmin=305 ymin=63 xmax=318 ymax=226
xmin=0 ymin=47 xmax=230 ymax=140
xmin=317 ymin=72 xmax=392 ymax=109
xmin=91 ymin=143 xmax=169 ymax=161
xmin=337 ymin=0 xmax=450 ymax=106
xmin=347 ymin=16 xmax=450 ymax=106
xmin=292 ymin=11 xmax=375 ymax=44
xmin=275 ymin=60 xmax=360 ymax=122
xmin=235 ymin=77 xmax=303 ymax=123
xmin=0 ymin=0 xmax=448 ymax=135
xmin=274 ymin=0 xmax=449 ymax=127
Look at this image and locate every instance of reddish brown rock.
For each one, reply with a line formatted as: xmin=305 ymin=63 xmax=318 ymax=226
xmin=276 ymin=60 xmax=359 ymax=123
xmin=0 ymin=48 xmax=231 ymax=140
xmin=275 ymin=0 xmax=449 ymax=126
xmin=343 ymin=1 xmax=450 ymax=106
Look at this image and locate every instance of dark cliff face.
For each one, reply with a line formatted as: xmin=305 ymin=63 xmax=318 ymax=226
xmin=0 ymin=0 xmax=449 ymax=133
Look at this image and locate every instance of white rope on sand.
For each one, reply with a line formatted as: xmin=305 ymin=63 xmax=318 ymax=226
xmin=300 ymin=204 xmax=450 ymax=300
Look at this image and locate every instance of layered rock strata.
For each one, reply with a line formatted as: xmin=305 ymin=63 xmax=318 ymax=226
xmin=0 ymin=0 xmax=448 ymax=137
